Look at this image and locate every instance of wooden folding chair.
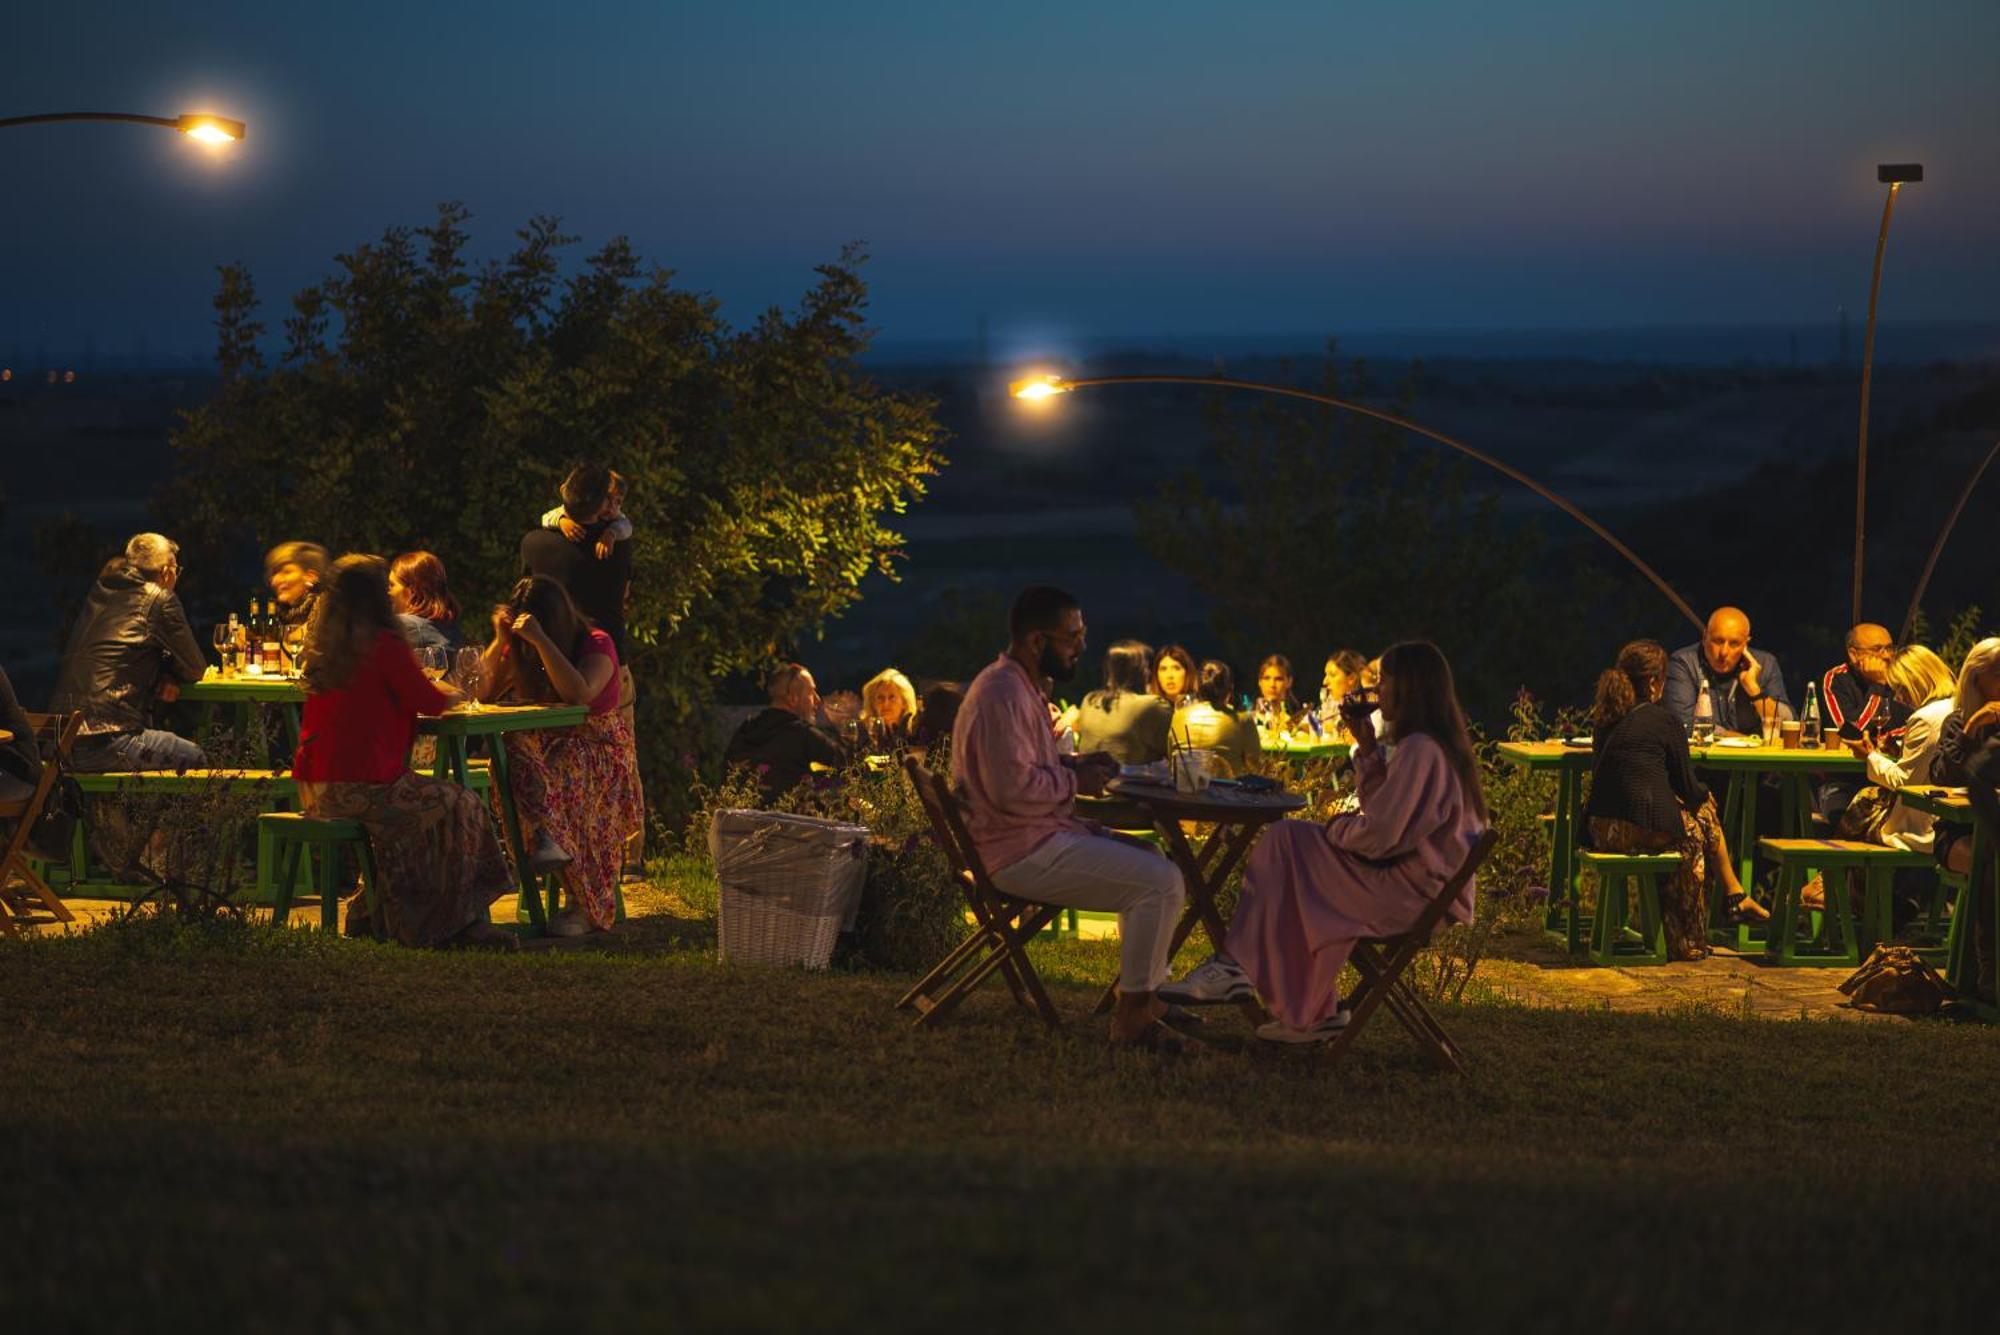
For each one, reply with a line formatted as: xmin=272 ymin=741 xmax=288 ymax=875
xmin=1321 ymin=827 xmax=1497 ymax=1075
xmin=896 ymin=754 xmax=1064 ymax=1032
xmin=0 ymin=712 xmax=83 ymax=937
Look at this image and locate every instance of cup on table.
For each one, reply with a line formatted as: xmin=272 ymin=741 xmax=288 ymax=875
xmin=1779 ymin=720 xmax=1802 ymax=750
xmin=1172 ymin=748 xmax=1212 ymax=794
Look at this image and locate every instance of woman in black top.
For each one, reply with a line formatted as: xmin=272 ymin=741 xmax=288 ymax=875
xmin=1584 ymin=639 xmax=1763 ymax=959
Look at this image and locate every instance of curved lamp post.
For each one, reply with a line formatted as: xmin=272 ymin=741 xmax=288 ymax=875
xmin=1900 ymin=438 xmax=1999 ymax=644
xmin=1012 ymin=372 xmax=1702 ymax=631
xmin=1852 ymin=162 xmax=1922 ymax=624
xmin=0 ymin=111 xmax=245 ymax=143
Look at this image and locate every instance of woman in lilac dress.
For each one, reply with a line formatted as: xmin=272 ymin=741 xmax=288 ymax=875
xmin=1161 ymin=641 xmax=1488 ymax=1042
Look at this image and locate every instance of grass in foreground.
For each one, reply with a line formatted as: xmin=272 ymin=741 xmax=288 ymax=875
xmin=3 ymin=898 xmax=1997 ymax=1333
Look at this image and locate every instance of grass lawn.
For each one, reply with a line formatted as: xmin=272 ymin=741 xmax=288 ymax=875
xmin=4 ymin=865 xmax=1997 ymax=1333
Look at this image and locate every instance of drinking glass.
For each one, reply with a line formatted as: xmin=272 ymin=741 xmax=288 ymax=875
xmin=418 ymin=646 xmax=448 ymax=679
xmin=453 ymin=647 xmax=483 ymax=699
xmin=211 ymin=624 xmax=233 ymax=676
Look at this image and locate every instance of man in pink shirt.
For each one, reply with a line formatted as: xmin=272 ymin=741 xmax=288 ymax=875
xmin=952 ymin=586 xmax=1188 ymax=1050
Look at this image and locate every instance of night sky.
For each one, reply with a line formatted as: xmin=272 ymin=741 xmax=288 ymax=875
xmin=6 ymin=0 xmax=1998 ymax=365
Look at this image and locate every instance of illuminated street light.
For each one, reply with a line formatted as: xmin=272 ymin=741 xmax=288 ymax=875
xmin=1012 ymin=370 xmax=1702 ymax=630
xmin=1851 ymin=161 xmax=1921 ymax=624
xmin=0 ymin=109 xmax=246 ymax=144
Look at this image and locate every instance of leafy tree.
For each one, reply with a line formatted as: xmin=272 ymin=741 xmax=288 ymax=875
xmin=1136 ymin=350 xmax=1618 ymax=723
xmin=164 ymin=204 xmax=944 ymax=808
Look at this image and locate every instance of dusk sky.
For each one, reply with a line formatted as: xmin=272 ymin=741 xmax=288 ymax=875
xmin=6 ymin=0 xmax=1998 ymax=364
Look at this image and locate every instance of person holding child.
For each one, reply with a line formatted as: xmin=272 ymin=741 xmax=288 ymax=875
xmin=521 ymin=461 xmax=643 ymax=870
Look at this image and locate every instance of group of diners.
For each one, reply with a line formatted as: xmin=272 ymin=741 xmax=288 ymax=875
xmin=720 ymin=640 xmax=1382 ymax=804
xmin=949 ymin=585 xmax=1487 ymax=1052
xmin=24 ymin=461 xmax=645 ymax=947
xmin=1064 ymin=641 xmax=1376 ymax=775
xmin=1582 ymin=605 xmax=2000 ymax=977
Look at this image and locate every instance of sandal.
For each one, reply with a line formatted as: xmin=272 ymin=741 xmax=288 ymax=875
xmin=1109 ymin=1019 xmax=1206 ymax=1056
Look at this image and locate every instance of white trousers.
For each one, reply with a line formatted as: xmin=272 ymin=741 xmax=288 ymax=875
xmin=990 ymin=831 xmax=1185 ymax=993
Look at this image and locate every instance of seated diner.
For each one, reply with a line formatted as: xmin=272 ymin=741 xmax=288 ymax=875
xmin=476 ymin=575 xmax=642 ymax=938
xmin=292 ymin=555 xmax=515 ymax=949
xmin=1163 ymin=641 xmax=1486 ymax=1042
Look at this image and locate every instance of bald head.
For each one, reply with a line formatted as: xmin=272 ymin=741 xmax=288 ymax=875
xmin=1702 ymin=607 xmax=1752 ymax=675
xmin=767 ymin=664 xmax=820 ymax=721
xmin=1846 ymin=622 xmax=1895 ymax=684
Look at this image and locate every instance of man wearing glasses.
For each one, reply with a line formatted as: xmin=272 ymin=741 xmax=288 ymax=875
xmin=48 ymin=532 xmax=208 ymax=772
xmin=953 ymin=586 xmax=1188 ymax=1051
xmin=1816 ymin=622 xmax=1909 ymax=825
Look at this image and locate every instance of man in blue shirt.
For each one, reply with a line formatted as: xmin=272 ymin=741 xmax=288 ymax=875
xmin=1664 ymin=606 xmax=1791 ymax=736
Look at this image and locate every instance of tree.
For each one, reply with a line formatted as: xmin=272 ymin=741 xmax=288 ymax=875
xmin=164 ymin=203 xmax=945 ymax=804
xmin=1136 ymin=350 xmax=1614 ymax=723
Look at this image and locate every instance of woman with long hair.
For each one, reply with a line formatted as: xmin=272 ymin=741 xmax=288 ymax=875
xmin=1254 ymin=653 xmax=1298 ymax=731
xmin=475 ymin=575 xmax=642 ymax=937
xmin=1162 ymin=641 xmax=1488 ymax=1041
xmin=1937 ymin=637 xmax=2000 ymax=999
xmin=1582 ymin=638 xmax=1760 ymax=959
xmin=388 ymin=550 xmax=463 ymax=651
xmin=292 ymin=554 xmax=515 ymax=949
xmin=1150 ymin=643 xmax=1197 ymax=712
xmin=1174 ymin=660 xmax=1263 ymax=777
xmin=1074 ymin=639 xmax=1171 ymax=764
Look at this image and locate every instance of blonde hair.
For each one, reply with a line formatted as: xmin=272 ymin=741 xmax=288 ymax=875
xmin=861 ymin=668 xmax=917 ymax=724
xmin=1955 ymin=637 xmax=2000 ymax=716
xmin=1884 ymin=645 xmax=1955 ymax=710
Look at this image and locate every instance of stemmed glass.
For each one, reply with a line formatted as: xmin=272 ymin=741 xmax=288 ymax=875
xmin=211 ymin=623 xmax=234 ymax=676
xmin=452 ymin=647 xmax=483 ymax=706
xmin=417 ymin=646 xmax=448 ymax=679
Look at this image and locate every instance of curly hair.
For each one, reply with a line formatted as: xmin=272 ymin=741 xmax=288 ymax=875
xmin=1590 ymin=639 xmax=1668 ymax=733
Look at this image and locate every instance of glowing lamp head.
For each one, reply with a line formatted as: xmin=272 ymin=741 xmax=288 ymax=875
xmin=176 ymin=114 xmax=246 ymax=144
xmin=1009 ymin=374 xmax=1070 ymax=402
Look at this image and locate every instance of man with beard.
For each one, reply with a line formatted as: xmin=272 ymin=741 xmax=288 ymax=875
xmin=952 ymin=586 xmax=1188 ymax=1050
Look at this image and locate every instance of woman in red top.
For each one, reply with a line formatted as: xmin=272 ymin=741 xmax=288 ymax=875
xmin=476 ymin=575 xmax=641 ymax=937
xmin=294 ymin=555 xmax=516 ymax=949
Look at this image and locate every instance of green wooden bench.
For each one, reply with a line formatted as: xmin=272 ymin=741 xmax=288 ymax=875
xmin=1757 ymin=838 xmax=1935 ymax=967
xmin=1578 ymin=850 xmax=1677 ymax=966
xmin=258 ymin=812 xmax=382 ymax=934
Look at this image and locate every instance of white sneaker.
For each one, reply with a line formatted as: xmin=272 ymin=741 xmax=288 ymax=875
xmin=1158 ymin=956 xmax=1252 ymax=1006
xmin=1254 ymin=1010 xmax=1352 ymax=1044
xmin=545 ymin=908 xmax=591 ymax=938
xmin=527 ymin=832 xmax=573 ymax=873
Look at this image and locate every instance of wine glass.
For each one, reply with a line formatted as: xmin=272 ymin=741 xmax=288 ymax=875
xmin=453 ymin=647 xmax=483 ymax=702
xmin=210 ymin=623 xmax=233 ymax=676
xmin=417 ymin=646 xmax=448 ymax=679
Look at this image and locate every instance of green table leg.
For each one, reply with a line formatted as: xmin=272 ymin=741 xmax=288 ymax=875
xmin=1544 ymin=761 xmax=1583 ymax=952
xmin=486 ymin=737 xmax=548 ymax=932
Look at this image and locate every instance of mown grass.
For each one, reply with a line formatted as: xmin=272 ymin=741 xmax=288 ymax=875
xmin=4 ymin=885 xmax=1998 ymax=1333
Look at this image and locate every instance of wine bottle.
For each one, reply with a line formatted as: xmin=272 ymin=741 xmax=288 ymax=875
xmin=261 ymin=600 xmax=283 ymax=675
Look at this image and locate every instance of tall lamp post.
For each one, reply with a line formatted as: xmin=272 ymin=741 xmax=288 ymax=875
xmin=0 ymin=111 xmax=245 ymax=142
xmin=1851 ymin=161 xmax=1921 ymax=624
xmin=1012 ymin=371 xmax=1702 ymax=631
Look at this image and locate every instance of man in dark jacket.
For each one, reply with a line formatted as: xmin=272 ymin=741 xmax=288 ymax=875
xmin=48 ymin=533 xmax=208 ymax=772
xmin=724 ymin=664 xmax=845 ymax=801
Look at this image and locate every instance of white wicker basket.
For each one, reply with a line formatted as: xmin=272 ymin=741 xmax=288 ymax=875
xmin=710 ymin=810 xmax=869 ymax=969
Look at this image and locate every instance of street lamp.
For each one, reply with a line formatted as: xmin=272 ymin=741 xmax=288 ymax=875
xmin=1851 ymin=161 xmax=1921 ymax=624
xmin=0 ymin=110 xmax=245 ymax=142
xmin=1012 ymin=371 xmax=1702 ymax=630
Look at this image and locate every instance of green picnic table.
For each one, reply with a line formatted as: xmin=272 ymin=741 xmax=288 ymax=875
xmin=1259 ymin=736 xmax=1352 ymax=763
xmin=418 ymin=702 xmax=588 ymax=930
xmin=178 ymin=674 xmax=307 ymax=754
xmin=1497 ymin=738 xmax=1865 ymax=955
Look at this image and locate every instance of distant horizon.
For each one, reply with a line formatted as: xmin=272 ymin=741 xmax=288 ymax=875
xmin=12 ymin=317 xmax=1999 ymax=376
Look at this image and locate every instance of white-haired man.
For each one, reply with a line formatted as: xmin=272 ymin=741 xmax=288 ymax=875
xmin=49 ymin=533 xmax=208 ymax=771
